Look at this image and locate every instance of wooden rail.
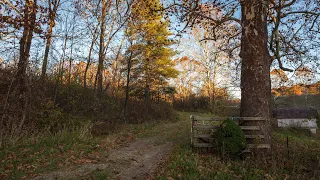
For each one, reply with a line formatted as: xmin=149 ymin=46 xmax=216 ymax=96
xmin=190 ymin=115 xmax=270 ymax=149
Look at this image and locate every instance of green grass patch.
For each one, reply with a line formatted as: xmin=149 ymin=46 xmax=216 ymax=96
xmin=0 ymin=125 xmax=100 ymax=179
xmin=0 ymin=111 xmax=183 ymax=179
xmin=156 ymin=114 xmax=320 ymax=179
xmin=157 ymin=140 xmax=271 ymax=179
xmin=134 ymin=111 xmax=215 ymax=145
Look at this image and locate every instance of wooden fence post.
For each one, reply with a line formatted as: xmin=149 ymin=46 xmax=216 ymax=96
xmin=190 ymin=115 xmax=194 ymax=146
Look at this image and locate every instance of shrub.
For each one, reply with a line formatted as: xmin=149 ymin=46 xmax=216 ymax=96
xmin=214 ymin=118 xmax=247 ymax=157
xmin=316 ymin=111 xmax=320 ymax=128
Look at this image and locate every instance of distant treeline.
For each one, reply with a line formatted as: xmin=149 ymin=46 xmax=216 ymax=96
xmin=272 ymin=82 xmax=320 ymax=96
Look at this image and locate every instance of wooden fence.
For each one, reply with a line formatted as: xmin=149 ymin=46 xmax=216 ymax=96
xmin=190 ymin=115 xmax=270 ymax=149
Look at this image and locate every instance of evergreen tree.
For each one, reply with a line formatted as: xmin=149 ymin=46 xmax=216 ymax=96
xmin=128 ymin=0 xmax=179 ymax=104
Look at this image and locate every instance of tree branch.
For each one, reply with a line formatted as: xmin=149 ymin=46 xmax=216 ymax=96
xmin=281 ymin=0 xmax=296 ymax=9
xmin=1 ymin=0 xmax=22 ymax=15
xmin=276 ymin=58 xmax=294 ymax=72
xmin=282 ymin=11 xmax=320 ymax=18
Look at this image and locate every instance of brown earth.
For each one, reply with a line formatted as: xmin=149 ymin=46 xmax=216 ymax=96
xmin=32 ymin=119 xmax=188 ymax=180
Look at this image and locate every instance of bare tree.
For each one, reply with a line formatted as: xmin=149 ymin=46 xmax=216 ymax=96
xmin=95 ymin=0 xmax=131 ymax=96
xmin=167 ymin=0 xmax=319 ymax=146
xmin=96 ymin=0 xmax=109 ymax=96
xmin=16 ymin=0 xmax=38 ymax=94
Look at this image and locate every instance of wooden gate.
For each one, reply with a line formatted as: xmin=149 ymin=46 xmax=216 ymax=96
xmin=190 ymin=115 xmax=270 ymax=149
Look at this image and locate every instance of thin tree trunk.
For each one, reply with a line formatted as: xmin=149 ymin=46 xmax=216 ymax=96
xmin=207 ymin=71 xmax=213 ymax=112
xmin=212 ymin=57 xmax=218 ymax=114
xmin=97 ymin=0 xmax=107 ymax=96
xmin=68 ymin=16 xmax=76 ymax=85
xmin=96 ymin=3 xmax=125 ymax=92
xmin=145 ymin=58 xmax=151 ymax=106
xmin=240 ymin=0 xmax=272 ymax=143
xmin=53 ymin=31 xmax=68 ymax=103
xmin=123 ymin=52 xmax=133 ymax=121
xmin=41 ymin=0 xmax=59 ymax=80
xmin=68 ymin=46 xmax=73 ymax=84
xmin=68 ymin=44 xmax=73 ymax=84
xmin=41 ymin=26 xmax=53 ymax=80
xmin=60 ymin=34 xmax=68 ymax=83
xmin=111 ymin=35 xmax=125 ymax=94
xmin=145 ymin=82 xmax=150 ymax=105
xmin=157 ymin=78 xmax=160 ymax=103
xmin=84 ymin=24 xmax=99 ymax=88
xmin=68 ymin=40 xmax=74 ymax=84
xmin=83 ymin=39 xmax=95 ymax=88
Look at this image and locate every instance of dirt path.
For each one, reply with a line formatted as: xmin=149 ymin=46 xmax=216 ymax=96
xmin=33 ymin=139 xmax=172 ymax=180
xmin=107 ymin=139 xmax=173 ymax=179
xmin=33 ymin=119 xmax=189 ymax=180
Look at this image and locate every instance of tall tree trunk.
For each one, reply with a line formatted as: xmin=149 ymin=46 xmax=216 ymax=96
xmin=83 ymin=24 xmax=99 ymax=88
xmin=145 ymin=80 xmax=150 ymax=106
xmin=68 ymin=36 xmax=74 ymax=85
xmin=83 ymin=40 xmax=94 ymax=88
xmin=41 ymin=0 xmax=59 ymax=80
xmin=123 ymin=52 xmax=133 ymax=121
xmin=157 ymin=77 xmax=161 ymax=103
xmin=17 ymin=0 xmax=37 ymax=94
xmin=53 ymin=33 xmax=68 ymax=103
xmin=14 ymin=0 xmax=37 ymax=133
xmin=97 ymin=0 xmax=107 ymax=96
xmin=145 ymin=81 xmax=150 ymax=105
xmin=83 ymin=38 xmax=95 ymax=88
xmin=41 ymin=24 xmax=53 ymax=80
xmin=68 ymin=15 xmax=76 ymax=85
xmin=240 ymin=0 xmax=272 ymax=142
xmin=145 ymin=58 xmax=151 ymax=106
xmin=212 ymin=57 xmax=217 ymax=114
xmin=111 ymin=36 xmax=125 ymax=94
xmin=60 ymin=34 xmax=68 ymax=83
xmin=207 ymin=71 xmax=213 ymax=113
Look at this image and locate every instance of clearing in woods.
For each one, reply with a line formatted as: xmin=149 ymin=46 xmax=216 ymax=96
xmin=33 ymin=112 xmax=196 ymax=179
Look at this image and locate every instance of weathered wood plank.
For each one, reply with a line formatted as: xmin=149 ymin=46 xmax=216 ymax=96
xmin=247 ymin=144 xmax=270 ymax=149
xmin=193 ymin=120 xmax=220 ymax=126
xmin=194 ymin=134 xmax=213 ymax=138
xmin=245 ymin=135 xmax=265 ymax=139
xmin=240 ymin=117 xmax=268 ymax=121
xmin=193 ymin=116 xmax=226 ymax=121
xmin=193 ymin=116 xmax=268 ymax=121
xmin=193 ymin=125 xmax=219 ymax=130
xmin=240 ymin=126 xmax=260 ymax=130
xmin=193 ymin=143 xmax=214 ymax=147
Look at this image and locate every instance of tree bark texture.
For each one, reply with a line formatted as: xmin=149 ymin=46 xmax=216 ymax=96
xmin=240 ymin=0 xmax=271 ymax=118
xmin=240 ymin=0 xmax=272 ymax=144
xmin=97 ymin=0 xmax=107 ymax=96
xmin=17 ymin=0 xmax=37 ymax=94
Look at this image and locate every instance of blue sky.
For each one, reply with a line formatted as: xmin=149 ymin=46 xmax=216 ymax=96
xmin=0 ymin=0 xmax=319 ymax=99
